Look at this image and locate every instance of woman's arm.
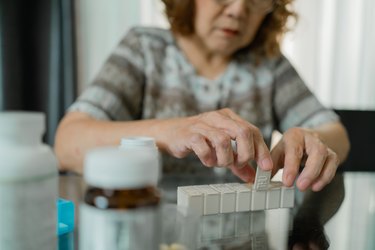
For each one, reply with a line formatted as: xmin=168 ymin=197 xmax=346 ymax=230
xmin=54 ymin=109 xmax=274 ymax=178
xmin=55 ymin=112 xmax=164 ymax=173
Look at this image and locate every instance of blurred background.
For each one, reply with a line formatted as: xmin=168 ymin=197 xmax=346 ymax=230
xmin=0 ymin=0 xmax=374 ymax=248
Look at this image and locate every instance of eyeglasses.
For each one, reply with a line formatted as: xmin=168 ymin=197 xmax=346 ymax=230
xmin=215 ymin=0 xmax=275 ymax=14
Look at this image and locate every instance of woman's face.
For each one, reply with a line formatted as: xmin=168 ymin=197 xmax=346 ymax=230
xmin=193 ymin=0 xmax=269 ymax=56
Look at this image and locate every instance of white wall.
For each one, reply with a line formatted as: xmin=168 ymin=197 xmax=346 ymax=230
xmin=282 ymin=0 xmax=375 ymax=110
xmin=75 ymin=0 xmax=168 ymax=92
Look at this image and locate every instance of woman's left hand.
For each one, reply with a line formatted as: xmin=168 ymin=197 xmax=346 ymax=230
xmin=271 ymin=127 xmax=340 ymax=191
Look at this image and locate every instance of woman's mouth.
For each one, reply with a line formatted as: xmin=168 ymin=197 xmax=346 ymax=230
xmin=220 ymin=28 xmax=239 ymax=37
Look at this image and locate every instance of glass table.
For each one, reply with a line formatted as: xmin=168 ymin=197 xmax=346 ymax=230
xmin=59 ymin=171 xmax=375 ymax=250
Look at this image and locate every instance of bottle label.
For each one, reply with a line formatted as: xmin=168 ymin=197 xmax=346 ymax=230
xmin=80 ymin=203 xmax=161 ymax=250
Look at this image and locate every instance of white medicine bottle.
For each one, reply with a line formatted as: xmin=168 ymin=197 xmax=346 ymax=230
xmin=80 ymin=144 xmax=161 ymax=250
xmin=0 ymin=112 xmax=58 ymax=250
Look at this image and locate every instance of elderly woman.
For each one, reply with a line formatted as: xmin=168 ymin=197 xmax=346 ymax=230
xmin=55 ymin=0 xmax=350 ymax=192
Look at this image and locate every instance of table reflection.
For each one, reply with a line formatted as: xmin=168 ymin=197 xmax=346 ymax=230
xmin=289 ymin=173 xmax=344 ymax=250
xmin=59 ymin=172 xmax=375 ymax=250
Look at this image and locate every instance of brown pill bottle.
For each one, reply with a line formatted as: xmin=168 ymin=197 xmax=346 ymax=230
xmin=80 ymin=142 xmax=161 ymax=250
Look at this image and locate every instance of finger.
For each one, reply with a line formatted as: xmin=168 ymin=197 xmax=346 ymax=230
xmin=229 ymin=163 xmax=256 ymax=183
xmin=311 ymin=149 xmax=339 ymax=191
xmin=230 ymin=140 xmax=245 ymax=169
xmin=233 ymin=129 xmax=255 ymax=168
xmin=219 ymin=109 xmax=257 ymax=167
xmin=203 ymin=109 xmax=272 ymax=169
xmin=296 ymin=137 xmax=328 ymax=191
xmin=199 ymin=111 xmax=244 ymax=163
xmin=232 ymin=126 xmax=272 ymax=171
xmin=189 ymin=134 xmax=216 ymax=167
xmin=253 ymin=130 xmax=273 ymax=171
xmin=192 ymin=124 xmax=234 ymax=167
xmin=209 ymin=131 xmax=234 ymax=167
xmin=282 ymin=130 xmax=305 ymax=187
xmin=205 ymin=109 xmax=255 ymax=167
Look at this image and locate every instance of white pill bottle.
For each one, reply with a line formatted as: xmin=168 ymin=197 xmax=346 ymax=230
xmin=0 ymin=112 xmax=58 ymax=250
xmin=80 ymin=142 xmax=161 ymax=250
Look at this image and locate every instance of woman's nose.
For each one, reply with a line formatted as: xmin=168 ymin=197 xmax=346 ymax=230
xmin=223 ymin=0 xmax=247 ymax=19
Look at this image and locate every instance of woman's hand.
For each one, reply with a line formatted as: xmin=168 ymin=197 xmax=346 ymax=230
xmin=157 ymin=108 xmax=273 ymax=182
xmin=271 ymin=127 xmax=340 ymax=192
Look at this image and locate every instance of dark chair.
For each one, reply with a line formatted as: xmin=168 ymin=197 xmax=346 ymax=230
xmin=335 ymin=110 xmax=375 ymax=172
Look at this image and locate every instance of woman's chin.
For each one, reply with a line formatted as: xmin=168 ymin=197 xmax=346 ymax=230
xmin=208 ymin=44 xmax=237 ymax=56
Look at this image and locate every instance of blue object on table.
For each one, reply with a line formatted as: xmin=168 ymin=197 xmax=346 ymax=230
xmin=56 ymin=198 xmax=75 ymax=235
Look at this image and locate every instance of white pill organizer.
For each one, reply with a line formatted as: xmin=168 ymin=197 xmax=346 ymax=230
xmin=177 ymin=168 xmax=294 ymax=215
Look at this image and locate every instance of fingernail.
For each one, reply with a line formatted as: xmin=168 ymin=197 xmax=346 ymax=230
xmin=261 ymin=158 xmax=273 ymax=170
xmin=298 ymin=178 xmax=310 ymax=190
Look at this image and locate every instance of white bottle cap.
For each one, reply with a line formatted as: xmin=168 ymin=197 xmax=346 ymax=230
xmin=84 ymin=147 xmax=159 ymax=189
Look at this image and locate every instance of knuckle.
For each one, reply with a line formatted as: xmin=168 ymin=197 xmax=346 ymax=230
xmin=214 ymin=134 xmax=231 ymax=148
xmin=251 ymin=126 xmax=262 ymax=136
xmin=293 ymin=146 xmax=304 ymax=159
xmin=330 ymin=151 xmax=340 ymax=165
xmin=317 ymin=144 xmax=328 ymax=156
xmin=312 ymin=142 xmax=327 ymax=156
xmin=237 ymin=126 xmax=251 ymax=138
xmin=190 ymin=134 xmax=205 ymax=145
xmin=221 ymin=107 xmax=232 ymax=114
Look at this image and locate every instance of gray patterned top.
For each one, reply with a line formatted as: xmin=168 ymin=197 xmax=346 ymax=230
xmin=69 ymin=27 xmax=339 ymax=177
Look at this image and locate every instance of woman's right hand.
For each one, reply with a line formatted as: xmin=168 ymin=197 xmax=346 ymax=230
xmin=156 ymin=108 xmax=273 ymax=182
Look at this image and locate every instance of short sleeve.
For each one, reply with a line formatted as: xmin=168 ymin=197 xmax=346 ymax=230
xmin=68 ymin=28 xmax=145 ymax=121
xmin=272 ymin=56 xmax=339 ymax=132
